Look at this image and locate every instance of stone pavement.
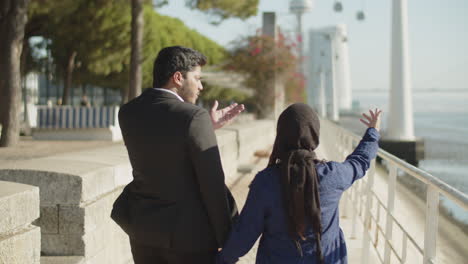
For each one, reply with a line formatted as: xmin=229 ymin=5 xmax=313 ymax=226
xmin=0 ymin=137 xmax=119 ymax=163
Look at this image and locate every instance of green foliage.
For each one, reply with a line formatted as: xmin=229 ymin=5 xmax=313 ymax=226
xmin=186 ymin=0 xmax=259 ymax=23
xmin=199 ymin=82 xmax=251 ymax=106
xmin=153 ymin=0 xmax=169 ymax=8
xmin=25 ymin=1 xmax=227 ymax=92
xmin=27 ymin=0 xmax=132 ymax=83
xmin=140 ymin=8 xmax=227 ymax=88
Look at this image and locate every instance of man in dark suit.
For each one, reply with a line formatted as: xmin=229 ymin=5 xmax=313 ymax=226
xmin=115 ymin=46 xmax=244 ymax=264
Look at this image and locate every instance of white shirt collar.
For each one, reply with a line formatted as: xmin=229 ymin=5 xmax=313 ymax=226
xmin=153 ymin=88 xmax=184 ymax=102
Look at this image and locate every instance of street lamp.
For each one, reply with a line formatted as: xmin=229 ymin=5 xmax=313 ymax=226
xmin=289 ymin=0 xmax=313 ymax=75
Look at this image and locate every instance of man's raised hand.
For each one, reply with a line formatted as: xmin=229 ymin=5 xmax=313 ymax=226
xmin=210 ymin=100 xmax=245 ymax=130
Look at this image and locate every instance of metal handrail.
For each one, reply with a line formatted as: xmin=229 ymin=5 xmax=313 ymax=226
xmin=376 ymin=149 xmax=468 ymax=210
xmin=325 ymin=119 xmax=468 ymax=209
xmin=321 ymin=119 xmax=468 ymax=264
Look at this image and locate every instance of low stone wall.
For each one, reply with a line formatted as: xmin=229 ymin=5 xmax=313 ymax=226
xmin=0 ymin=146 xmax=133 ymax=264
xmin=0 ymin=120 xmax=275 ymax=264
xmin=0 ymin=181 xmax=40 ymax=264
xmin=33 ymin=127 xmax=122 ymax=141
xmin=219 ymin=120 xmax=275 ymax=186
xmin=224 ymin=120 xmax=276 ymax=166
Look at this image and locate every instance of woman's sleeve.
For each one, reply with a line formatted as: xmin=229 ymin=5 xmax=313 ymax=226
xmin=334 ymin=127 xmax=380 ymax=190
xmin=216 ymin=173 xmax=268 ymax=264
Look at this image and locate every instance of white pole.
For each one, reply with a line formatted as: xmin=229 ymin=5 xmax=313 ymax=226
xmin=308 ymin=30 xmax=326 ymax=116
xmin=318 ymin=70 xmax=326 ymax=117
xmin=328 ymin=31 xmax=339 ymax=121
xmin=335 ymin=24 xmax=352 ymax=111
xmin=387 ymin=0 xmax=415 ymax=140
xmin=423 ymin=186 xmax=439 ymax=263
xmin=297 ymin=13 xmax=304 ymax=75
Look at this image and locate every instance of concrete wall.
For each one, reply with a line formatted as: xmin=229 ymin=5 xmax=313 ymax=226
xmin=33 ymin=127 xmax=122 ymax=141
xmin=217 ymin=120 xmax=275 ymax=186
xmin=0 ymin=181 xmax=40 ymax=264
xmin=0 ymin=145 xmax=133 ymax=264
xmin=0 ymin=120 xmax=275 ymax=264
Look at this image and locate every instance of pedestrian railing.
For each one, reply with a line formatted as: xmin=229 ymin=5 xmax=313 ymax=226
xmin=36 ymin=106 xmax=119 ymax=129
xmin=320 ymin=119 xmax=468 ymax=264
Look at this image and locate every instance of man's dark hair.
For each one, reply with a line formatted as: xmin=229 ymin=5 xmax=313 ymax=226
xmin=152 ymin=46 xmax=207 ymax=88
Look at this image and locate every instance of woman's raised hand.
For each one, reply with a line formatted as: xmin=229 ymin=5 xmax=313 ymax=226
xmin=360 ymin=108 xmax=382 ymax=131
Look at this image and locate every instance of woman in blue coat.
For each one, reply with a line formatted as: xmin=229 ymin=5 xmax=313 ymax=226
xmin=217 ymin=103 xmax=381 ymax=264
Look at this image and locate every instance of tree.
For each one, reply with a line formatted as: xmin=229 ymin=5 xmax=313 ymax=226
xmin=187 ymin=0 xmax=259 ymax=24
xmin=224 ymin=30 xmax=303 ymax=118
xmin=25 ymin=3 xmax=227 ymax=97
xmin=126 ymin=0 xmax=144 ymax=103
xmin=25 ymin=1 xmax=233 ymax=106
xmin=0 ymin=0 xmax=31 ymax=147
xmin=126 ymin=0 xmax=260 ymax=103
xmin=27 ymin=0 xmax=132 ymax=105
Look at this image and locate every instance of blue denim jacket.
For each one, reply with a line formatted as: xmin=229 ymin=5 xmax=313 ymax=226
xmin=217 ymin=128 xmax=380 ymax=264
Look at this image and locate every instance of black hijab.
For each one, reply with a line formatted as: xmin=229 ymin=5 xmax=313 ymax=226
xmin=268 ymin=103 xmax=324 ymax=263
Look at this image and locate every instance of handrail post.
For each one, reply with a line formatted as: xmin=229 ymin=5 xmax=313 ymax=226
xmin=423 ymin=186 xmax=439 ymax=264
xmin=361 ymin=160 xmax=376 ymax=264
xmin=319 ymin=119 xmax=468 ymax=264
xmin=351 ymin=179 xmax=359 ymax=238
xmin=341 ymin=134 xmax=352 ymax=219
xmin=383 ymin=165 xmax=397 ymax=263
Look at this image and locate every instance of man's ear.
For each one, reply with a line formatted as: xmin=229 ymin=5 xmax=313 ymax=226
xmin=173 ymin=71 xmax=184 ymax=87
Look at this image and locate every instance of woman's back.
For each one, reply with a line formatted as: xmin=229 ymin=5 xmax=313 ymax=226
xmin=217 ymin=127 xmax=380 ymax=264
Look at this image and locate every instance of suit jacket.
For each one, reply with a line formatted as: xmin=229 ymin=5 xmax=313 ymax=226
xmin=113 ymin=88 xmax=237 ymax=252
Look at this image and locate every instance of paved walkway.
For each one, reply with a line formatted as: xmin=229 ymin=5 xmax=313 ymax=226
xmin=0 ymin=137 xmax=119 ymax=163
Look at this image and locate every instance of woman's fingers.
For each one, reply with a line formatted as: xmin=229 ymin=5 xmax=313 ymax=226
xmin=360 ymin=118 xmax=370 ymax=127
xmin=375 ymin=109 xmax=382 ymax=121
xmin=361 ymin=108 xmax=382 ymax=129
xmin=362 ymin=113 xmax=371 ymax=122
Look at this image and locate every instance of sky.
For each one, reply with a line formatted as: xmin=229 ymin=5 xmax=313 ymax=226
xmin=158 ymin=0 xmax=468 ymax=91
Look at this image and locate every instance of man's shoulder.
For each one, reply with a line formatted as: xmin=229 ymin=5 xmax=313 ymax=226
xmin=119 ymin=93 xmax=206 ymax=117
xmin=175 ymin=101 xmax=206 ymax=114
xmin=167 ymin=102 xmax=209 ymax=123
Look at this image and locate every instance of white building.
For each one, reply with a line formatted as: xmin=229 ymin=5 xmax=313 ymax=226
xmin=307 ymin=24 xmax=352 ymax=120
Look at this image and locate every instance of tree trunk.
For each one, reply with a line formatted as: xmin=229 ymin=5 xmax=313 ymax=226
xmin=21 ymin=37 xmax=31 ymax=135
xmin=128 ymin=0 xmax=144 ymax=102
xmin=0 ymin=0 xmax=30 ymax=147
xmin=62 ymin=51 xmax=77 ymax=105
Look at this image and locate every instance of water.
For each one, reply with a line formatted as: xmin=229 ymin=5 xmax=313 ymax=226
xmin=353 ymin=89 xmax=468 ymax=223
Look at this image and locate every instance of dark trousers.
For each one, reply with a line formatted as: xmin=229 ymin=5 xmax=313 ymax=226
xmin=130 ymin=240 xmax=216 ymax=264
